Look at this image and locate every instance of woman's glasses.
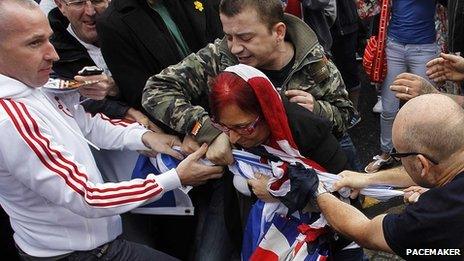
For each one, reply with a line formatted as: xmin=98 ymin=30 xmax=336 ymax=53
xmin=211 ymin=116 xmax=260 ymax=135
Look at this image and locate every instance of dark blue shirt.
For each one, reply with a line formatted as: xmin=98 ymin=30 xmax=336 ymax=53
xmin=383 ymin=174 xmax=464 ymax=260
xmin=388 ymin=0 xmax=437 ymax=44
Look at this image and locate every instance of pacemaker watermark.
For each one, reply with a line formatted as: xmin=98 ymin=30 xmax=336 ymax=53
xmin=406 ymin=249 xmax=461 ymax=256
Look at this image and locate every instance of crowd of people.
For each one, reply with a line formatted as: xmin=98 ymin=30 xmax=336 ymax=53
xmin=0 ymin=0 xmax=463 ymax=260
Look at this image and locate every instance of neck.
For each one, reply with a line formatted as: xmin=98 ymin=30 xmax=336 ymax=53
xmin=435 ymin=150 xmax=464 ymax=186
xmin=266 ymin=41 xmax=294 ymax=71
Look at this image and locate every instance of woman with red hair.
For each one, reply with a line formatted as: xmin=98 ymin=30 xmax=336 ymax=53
xmin=209 ymin=64 xmax=348 ymax=173
xmin=209 ymin=64 xmax=364 ymax=260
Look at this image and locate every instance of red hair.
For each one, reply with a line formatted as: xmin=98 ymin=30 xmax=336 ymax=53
xmin=209 ymin=72 xmax=262 ymax=120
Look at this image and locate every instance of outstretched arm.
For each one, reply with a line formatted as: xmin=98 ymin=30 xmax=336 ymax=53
xmin=317 ymin=193 xmax=393 ymax=252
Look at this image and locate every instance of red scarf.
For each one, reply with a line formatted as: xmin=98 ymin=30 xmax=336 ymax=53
xmin=224 ymin=64 xmax=325 ymax=172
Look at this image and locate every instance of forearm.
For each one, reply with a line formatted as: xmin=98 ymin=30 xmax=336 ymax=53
xmin=367 ymin=166 xmax=416 ymax=188
xmin=318 ymin=193 xmax=370 ymax=239
xmin=317 ymin=193 xmax=391 ymax=251
xmin=142 ymin=43 xmax=221 ymax=139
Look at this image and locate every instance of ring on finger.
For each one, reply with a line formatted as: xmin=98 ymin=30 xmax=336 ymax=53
xmin=405 ymin=87 xmax=409 ymax=94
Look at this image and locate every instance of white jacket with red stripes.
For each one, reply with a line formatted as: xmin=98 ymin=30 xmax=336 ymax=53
xmin=0 ymin=74 xmax=181 ymax=257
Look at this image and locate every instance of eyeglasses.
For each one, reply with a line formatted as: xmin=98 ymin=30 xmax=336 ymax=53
xmin=65 ymin=0 xmax=106 ymax=9
xmin=390 ymin=148 xmax=439 ymax=165
xmin=211 ymin=116 xmax=260 ymax=135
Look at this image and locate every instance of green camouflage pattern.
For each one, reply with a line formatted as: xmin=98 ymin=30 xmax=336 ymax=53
xmin=143 ymin=15 xmax=354 ymax=144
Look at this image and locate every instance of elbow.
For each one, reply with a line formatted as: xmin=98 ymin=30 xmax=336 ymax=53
xmin=355 ymin=236 xmax=375 ymax=250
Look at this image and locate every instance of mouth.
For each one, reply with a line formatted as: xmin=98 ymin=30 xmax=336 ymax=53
xmin=39 ymin=66 xmax=52 ymax=74
xmin=83 ymin=20 xmax=96 ymax=28
xmin=237 ymin=55 xmax=252 ymax=63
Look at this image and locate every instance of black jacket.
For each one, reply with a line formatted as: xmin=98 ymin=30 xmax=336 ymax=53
xmin=301 ymin=0 xmax=335 ymax=52
xmin=284 ymin=97 xmax=349 ymax=173
xmin=331 ymin=0 xmax=359 ymax=37
xmin=48 ymin=8 xmax=130 ymax=118
xmin=97 ymin=0 xmax=223 ymax=113
xmin=447 ymin=0 xmax=464 ymax=54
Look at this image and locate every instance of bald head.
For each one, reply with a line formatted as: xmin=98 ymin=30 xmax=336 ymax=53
xmin=393 ymin=94 xmax=464 ymax=162
xmin=0 ymin=0 xmax=39 ymax=40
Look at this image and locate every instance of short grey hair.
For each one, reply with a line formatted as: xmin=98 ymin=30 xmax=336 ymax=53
xmin=0 ymin=0 xmax=40 ymax=40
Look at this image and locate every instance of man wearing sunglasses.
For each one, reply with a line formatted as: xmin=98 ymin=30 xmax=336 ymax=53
xmin=308 ymin=94 xmax=464 ymax=260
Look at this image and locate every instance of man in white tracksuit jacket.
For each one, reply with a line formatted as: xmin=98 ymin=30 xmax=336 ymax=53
xmin=0 ymin=0 xmax=223 ymax=259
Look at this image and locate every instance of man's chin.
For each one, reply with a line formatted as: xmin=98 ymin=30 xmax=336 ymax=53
xmin=78 ymin=30 xmax=98 ymax=45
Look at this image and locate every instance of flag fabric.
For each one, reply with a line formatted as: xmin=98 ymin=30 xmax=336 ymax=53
xmin=131 ymin=154 xmax=194 ymax=216
xmin=223 ymin=64 xmax=403 ymax=260
xmin=249 ymin=213 xmax=330 ymax=261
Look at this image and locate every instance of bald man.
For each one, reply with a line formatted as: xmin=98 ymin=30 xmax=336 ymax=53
xmin=310 ymin=94 xmax=464 ymax=260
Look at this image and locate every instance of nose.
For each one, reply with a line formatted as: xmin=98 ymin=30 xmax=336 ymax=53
xmin=44 ymin=41 xmax=60 ymax=62
xmin=84 ymin=1 xmax=96 ymax=15
xmin=228 ymin=130 xmax=241 ymax=144
xmin=229 ymin=38 xmax=244 ymax=55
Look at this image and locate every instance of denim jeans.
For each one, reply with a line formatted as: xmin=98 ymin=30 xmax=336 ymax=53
xmin=380 ymin=37 xmax=439 ymax=153
xmin=339 ymin=133 xmax=363 ymax=172
xmin=17 ymin=238 xmax=178 ymax=261
xmin=194 ymin=178 xmax=237 ymax=261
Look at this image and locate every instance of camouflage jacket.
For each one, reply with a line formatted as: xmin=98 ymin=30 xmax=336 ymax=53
xmin=143 ymin=14 xmax=354 ymax=144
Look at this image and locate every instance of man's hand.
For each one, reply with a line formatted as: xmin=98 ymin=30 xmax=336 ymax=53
xmin=125 ymin=108 xmax=163 ymax=133
xmin=333 ymin=170 xmax=372 ymax=199
xmin=141 ymin=132 xmax=183 ymax=159
xmin=206 ymin=132 xmax=234 ymax=165
xmin=248 ymin=173 xmax=278 ymax=202
xmin=285 ymin=89 xmax=315 ymax=112
xmin=176 ymin=144 xmax=224 ymax=186
xmin=426 ymin=53 xmax=464 ymax=83
xmin=181 ymin=135 xmax=200 ymax=155
xmin=403 ymin=186 xmax=429 ymax=204
xmin=390 ymin=73 xmax=439 ymax=101
xmin=75 ymin=73 xmax=119 ymax=100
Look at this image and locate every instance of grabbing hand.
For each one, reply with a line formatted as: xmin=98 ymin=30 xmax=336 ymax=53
xmin=181 ymin=134 xmax=200 ymax=155
xmin=176 ymin=144 xmax=224 ymax=186
xmin=75 ymin=73 xmax=119 ymax=100
xmin=403 ymin=186 xmax=428 ymax=204
xmin=390 ymin=73 xmax=438 ymax=101
xmin=206 ymin=133 xmax=234 ymax=165
xmin=426 ymin=53 xmax=464 ymax=83
xmin=285 ymin=90 xmax=315 ymax=112
xmin=141 ymin=132 xmax=183 ymax=159
xmin=333 ymin=170 xmax=371 ymax=199
xmin=248 ymin=173 xmax=278 ymax=202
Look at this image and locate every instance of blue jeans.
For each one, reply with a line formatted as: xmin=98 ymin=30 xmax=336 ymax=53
xmin=17 ymin=238 xmax=178 ymax=261
xmin=194 ymin=179 xmax=236 ymax=261
xmin=380 ymin=38 xmax=439 ymax=153
xmin=339 ymin=133 xmax=363 ymax=172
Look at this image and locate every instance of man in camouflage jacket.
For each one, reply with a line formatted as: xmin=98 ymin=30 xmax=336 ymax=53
xmin=143 ymin=0 xmax=355 ymax=164
xmin=141 ymin=1 xmax=358 ymax=256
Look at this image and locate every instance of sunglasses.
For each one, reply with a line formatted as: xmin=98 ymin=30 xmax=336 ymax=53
xmin=390 ymin=148 xmax=439 ymax=165
xmin=211 ymin=116 xmax=260 ymax=135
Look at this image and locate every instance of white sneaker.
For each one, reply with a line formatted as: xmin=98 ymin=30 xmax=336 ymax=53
xmin=372 ymin=97 xmax=382 ymax=113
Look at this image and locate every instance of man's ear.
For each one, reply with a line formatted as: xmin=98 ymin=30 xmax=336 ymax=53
xmin=418 ymin=154 xmax=432 ymax=181
xmin=54 ymin=0 xmax=66 ymax=14
xmin=273 ymin=22 xmax=286 ymax=42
